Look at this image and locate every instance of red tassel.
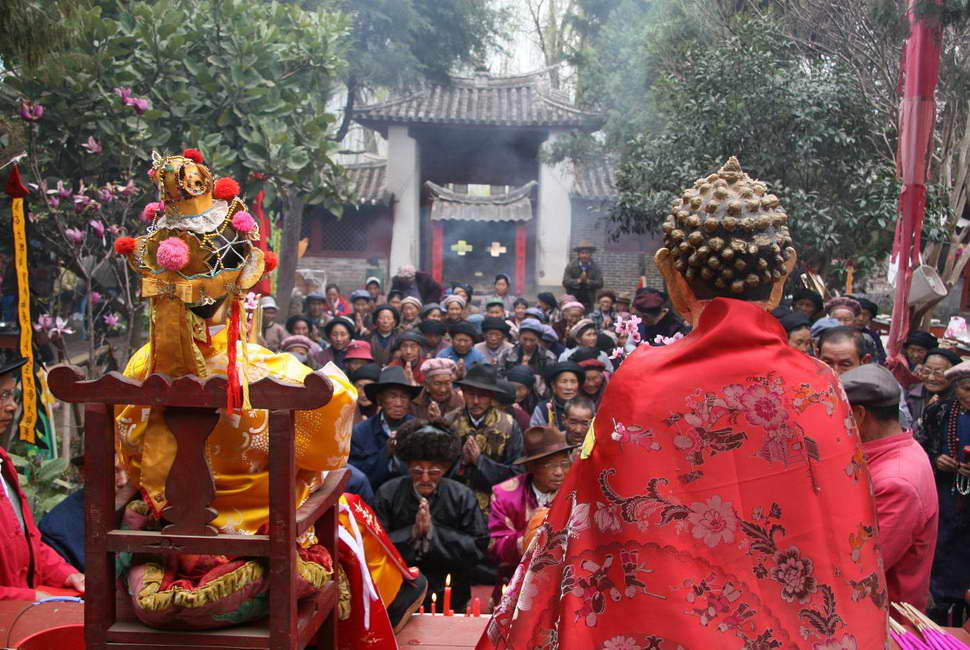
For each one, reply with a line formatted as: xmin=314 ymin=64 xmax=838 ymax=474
xmin=226 ymin=299 xmax=241 ymax=413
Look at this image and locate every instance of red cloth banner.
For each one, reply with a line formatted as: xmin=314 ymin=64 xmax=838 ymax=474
xmin=887 ymin=0 xmax=943 ymax=357
xmin=432 ymin=223 xmax=444 ymax=283
xmin=515 ymin=224 xmax=526 ymax=296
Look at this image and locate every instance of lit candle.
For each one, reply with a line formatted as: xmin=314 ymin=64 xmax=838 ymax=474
xmin=443 ymin=574 xmax=453 ymax=616
xmin=419 ymin=606 xmax=425 ymax=615
xmin=472 ymin=597 xmax=481 ymax=617
xmin=431 ymin=592 xmax=437 ymax=616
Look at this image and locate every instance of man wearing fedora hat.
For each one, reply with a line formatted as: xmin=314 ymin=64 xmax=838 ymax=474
xmin=349 ymin=366 xmax=420 ymax=489
xmin=488 ymin=426 xmax=577 ymax=587
xmin=444 ymin=364 xmax=524 ymax=513
xmin=562 ymin=241 xmax=603 ymax=311
xmin=257 ymin=296 xmax=287 ymax=352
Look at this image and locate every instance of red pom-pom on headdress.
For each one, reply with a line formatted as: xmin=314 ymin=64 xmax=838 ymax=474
xmin=263 ymin=251 xmax=278 ymax=273
xmin=213 ymin=177 xmax=240 ymax=201
xmin=182 ymin=148 xmax=204 ymax=164
xmin=114 ymin=236 xmax=136 ymax=256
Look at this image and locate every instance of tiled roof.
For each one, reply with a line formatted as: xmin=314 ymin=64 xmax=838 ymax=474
xmin=343 ymin=159 xmax=390 ymax=205
xmin=426 ymin=181 xmax=537 ymax=222
xmin=353 ymin=71 xmax=602 ymax=130
xmin=571 ymin=159 xmax=617 ymax=200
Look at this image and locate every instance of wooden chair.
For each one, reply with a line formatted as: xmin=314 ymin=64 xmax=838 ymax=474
xmin=48 ymin=366 xmax=350 ymax=650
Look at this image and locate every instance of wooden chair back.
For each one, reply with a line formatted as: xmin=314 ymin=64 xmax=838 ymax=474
xmin=49 ymin=366 xmax=349 ymax=650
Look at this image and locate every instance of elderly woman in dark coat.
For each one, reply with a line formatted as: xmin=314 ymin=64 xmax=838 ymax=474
xmin=920 ymin=360 xmax=970 ymax=624
xmin=374 ymin=419 xmax=487 ymax=611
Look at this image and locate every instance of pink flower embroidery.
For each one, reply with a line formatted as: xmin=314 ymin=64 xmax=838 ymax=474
xmin=602 ymin=636 xmax=640 ymax=650
xmin=771 ymin=546 xmax=817 ymax=603
xmin=740 ymin=383 xmax=789 ymax=431
xmin=687 ymin=496 xmax=737 ymax=547
xmin=813 ymin=634 xmax=858 ymax=650
xmin=594 ymin=501 xmax=622 ymax=534
xmin=567 ymin=500 xmax=590 ymax=536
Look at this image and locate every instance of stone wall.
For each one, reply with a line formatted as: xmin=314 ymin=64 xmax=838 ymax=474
xmin=560 ymin=200 xmax=664 ymax=296
xmin=297 ymin=255 xmax=389 ymax=295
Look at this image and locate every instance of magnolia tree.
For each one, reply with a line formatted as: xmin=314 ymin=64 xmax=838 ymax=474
xmin=2 ymin=0 xmax=350 ymax=366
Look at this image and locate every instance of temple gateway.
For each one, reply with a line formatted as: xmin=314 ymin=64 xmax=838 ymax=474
xmin=300 ymin=70 xmax=658 ymax=295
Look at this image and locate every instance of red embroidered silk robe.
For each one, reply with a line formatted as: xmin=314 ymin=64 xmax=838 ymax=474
xmin=478 ymin=298 xmax=889 ymax=650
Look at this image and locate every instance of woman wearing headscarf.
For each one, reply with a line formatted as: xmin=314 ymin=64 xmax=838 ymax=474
xmin=441 ymin=294 xmax=467 ymax=324
xmin=314 ymin=316 xmax=356 ymax=372
xmin=410 ymin=358 xmax=464 ymax=420
xmin=559 ymin=319 xmax=614 ymax=371
xmin=909 ymin=348 xmax=961 ymax=438
xmin=398 ymin=296 xmax=422 ymax=331
xmin=505 ymin=364 xmax=541 ymax=419
xmin=920 ymin=360 xmax=970 ymax=624
xmin=501 ymin=319 xmax=556 ymax=396
xmin=530 ymin=362 xmax=585 ymax=429
xmin=386 ymin=331 xmax=428 ymax=385
xmin=553 ymin=300 xmax=585 ymax=344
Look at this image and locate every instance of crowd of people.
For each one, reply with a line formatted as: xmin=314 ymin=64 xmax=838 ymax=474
xmin=246 ymin=243 xmax=968 ymax=626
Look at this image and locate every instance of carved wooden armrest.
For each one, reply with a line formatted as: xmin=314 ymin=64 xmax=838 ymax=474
xmin=295 ymin=468 xmax=350 ymax=539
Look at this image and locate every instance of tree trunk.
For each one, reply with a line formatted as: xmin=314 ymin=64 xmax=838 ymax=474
xmin=275 ymin=189 xmax=306 ymax=319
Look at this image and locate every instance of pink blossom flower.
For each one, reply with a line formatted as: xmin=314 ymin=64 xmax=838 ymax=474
xmin=64 ymin=228 xmax=85 ymax=245
xmin=55 ymin=180 xmax=72 ymax=199
xmin=90 ymin=291 xmax=101 ymax=306
xmin=50 ymin=316 xmax=74 ymax=337
xmin=652 ymin=332 xmax=684 ymax=346
xmin=19 ymin=100 xmax=44 ymax=121
xmin=46 ymin=196 xmax=60 ymax=209
xmin=130 ymin=97 xmax=150 ymax=114
xmin=687 ymin=495 xmax=737 ymax=547
xmin=81 ymin=136 xmax=102 ymax=154
xmin=116 ymin=179 xmax=138 ymax=197
xmin=89 ymin=219 xmax=105 ymax=237
xmin=33 ymin=314 xmax=54 ymax=332
xmin=107 ymin=224 xmax=121 ymax=235
xmin=97 ymin=187 xmax=115 ymax=203
xmin=103 ymin=312 xmax=121 ymax=329
xmin=114 ymin=87 xmax=132 ymax=102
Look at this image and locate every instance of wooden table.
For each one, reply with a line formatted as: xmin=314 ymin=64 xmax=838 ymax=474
xmin=396 ymin=614 xmax=488 ymax=649
xmin=394 ymin=614 xmax=970 ymax=650
xmin=0 ymin=599 xmax=83 ymax=647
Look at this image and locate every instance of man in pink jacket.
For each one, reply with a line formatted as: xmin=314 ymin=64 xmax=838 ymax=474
xmin=487 ymin=426 xmax=577 ymax=589
xmin=842 ymin=363 xmax=938 ymax=610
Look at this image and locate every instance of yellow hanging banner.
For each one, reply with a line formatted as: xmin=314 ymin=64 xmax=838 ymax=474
xmin=11 ymin=196 xmax=37 ymax=443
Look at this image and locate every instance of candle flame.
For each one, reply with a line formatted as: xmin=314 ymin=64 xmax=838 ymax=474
xmin=432 ymin=592 xmax=437 ymax=603
xmin=446 ymin=574 xmax=451 ymax=587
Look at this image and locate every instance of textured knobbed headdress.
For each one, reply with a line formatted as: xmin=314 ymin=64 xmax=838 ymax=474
xmin=115 ymin=149 xmax=277 ymax=410
xmin=661 ymin=157 xmax=795 ymax=297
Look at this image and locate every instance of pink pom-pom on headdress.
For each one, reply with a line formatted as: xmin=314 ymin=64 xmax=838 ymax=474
xmin=156 ymin=237 xmax=190 ymax=271
xmin=141 ymin=201 xmax=164 ymax=223
xmin=231 ymin=211 xmax=255 ymax=233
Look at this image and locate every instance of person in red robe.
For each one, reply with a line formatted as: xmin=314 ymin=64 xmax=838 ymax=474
xmin=478 ymin=158 xmax=888 ymax=649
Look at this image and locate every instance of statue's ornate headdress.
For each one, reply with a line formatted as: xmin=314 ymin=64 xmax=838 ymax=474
xmin=115 ymin=149 xmax=278 ymax=410
xmin=661 ymin=157 xmax=794 ymax=297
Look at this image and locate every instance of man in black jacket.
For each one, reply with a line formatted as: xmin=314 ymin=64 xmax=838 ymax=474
xmin=561 ymin=242 xmax=604 ymax=311
xmin=374 ymin=419 xmax=487 ymax=611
